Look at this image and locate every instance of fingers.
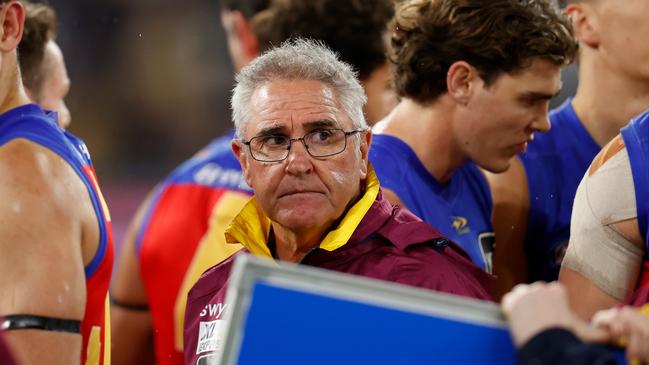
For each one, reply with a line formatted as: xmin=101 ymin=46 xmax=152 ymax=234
xmin=572 ymin=321 xmax=611 ymax=343
xmin=502 ymin=282 xmax=563 ymax=315
xmin=591 ymin=307 xmax=621 ymax=331
xmin=501 ymin=282 xmax=581 ymax=347
xmin=593 ymin=306 xmax=649 ymax=362
xmin=626 ymin=329 xmax=649 ymax=364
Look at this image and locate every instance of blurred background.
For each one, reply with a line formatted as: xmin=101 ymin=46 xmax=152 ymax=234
xmin=48 ymin=0 xmax=237 ymax=242
xmin=45 ymin=0 xmax=578 ymax=245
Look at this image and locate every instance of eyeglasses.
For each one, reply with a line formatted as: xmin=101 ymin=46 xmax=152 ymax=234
xmin=242 ymin=128 xmax=366 ymax=162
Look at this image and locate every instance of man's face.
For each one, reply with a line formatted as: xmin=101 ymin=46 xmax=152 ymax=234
xmin=362 ymin=63 xmax=397 ymax=125
xmin=588 ymin=0 xmax=649 ymax=81
xmin=234 ymin=79 xmax=371 ymax=233
xmin=38 ymin=41 xmax=71 ymax=129
xmin=454 ymin=58 xmax=561 ymax=173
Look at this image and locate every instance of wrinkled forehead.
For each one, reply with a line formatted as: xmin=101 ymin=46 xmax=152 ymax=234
xmin=245 ymin=79 xmax=353 ymax=137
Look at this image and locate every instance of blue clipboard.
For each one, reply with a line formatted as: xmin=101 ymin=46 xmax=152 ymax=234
xmin=215 ymin=255 xmax=517 ymax=365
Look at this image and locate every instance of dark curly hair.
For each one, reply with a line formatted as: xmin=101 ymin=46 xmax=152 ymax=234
xmin=390 ymin=0 xmax=577 ymax=103
xmin=250 ymin=0 xmax=394 ymax=81
xmin=18 ymin=0 xmax=57 ymax=99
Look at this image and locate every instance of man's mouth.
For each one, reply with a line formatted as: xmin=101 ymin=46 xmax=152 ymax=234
xmin=514 ymin=141 xmax=528 ymax=154
xmin=278 ymin=190 xmax=324 ymax=198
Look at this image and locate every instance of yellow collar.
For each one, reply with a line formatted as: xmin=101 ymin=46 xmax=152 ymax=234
xmin=224 ymin=165 xmax=380 ymax=258
xmin=641 ymin=303 xmax=649 ymax=316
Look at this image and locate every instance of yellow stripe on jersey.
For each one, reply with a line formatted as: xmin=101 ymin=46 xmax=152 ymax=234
xmin=85 ymin=167 xmax=112 ymax=222
xmin=84 ymin=295 xmax=111 ymax=365
xmin=104 ymin=295 xmax=111 ymax=365
xmin=85 ymin=326 xmax=100 ymax=365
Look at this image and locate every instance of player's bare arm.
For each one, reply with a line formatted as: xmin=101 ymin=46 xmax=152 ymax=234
xmin=485 ymin=157 xmax=530 ymax=300
xmin=111 ymin=193 xmax=155 ymax=365
xmin=560 ymin=142 xmax=644 ymax=320
xmin=561 ymin=218 xmax=643 ymax=320
xmin=0 ymin=139 xmax=89 ymax=364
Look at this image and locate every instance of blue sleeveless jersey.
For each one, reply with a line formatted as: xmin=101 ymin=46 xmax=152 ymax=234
xmin=0 ymin=104 xmax=111 ymax=276
xmin=520 ymin=99 xmax=600 ymax=281
xmin=621 ymin=111 xmax=649 ymax=256
xmin=369 ymin=134 xmax=495 ymax=272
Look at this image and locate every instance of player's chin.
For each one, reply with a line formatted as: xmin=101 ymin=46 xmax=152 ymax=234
xmin=477 ymin=156 xmax=512 ymax=174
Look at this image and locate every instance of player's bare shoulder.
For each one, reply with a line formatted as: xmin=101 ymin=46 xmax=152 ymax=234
xmin=0 ymin=138 xmax=94 ymax=226
xmin=0 ymin=138 xmax=92 ymax=319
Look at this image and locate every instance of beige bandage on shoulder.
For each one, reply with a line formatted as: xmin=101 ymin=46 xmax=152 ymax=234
xmin=562 ymin=149 xmax=643 ymax=300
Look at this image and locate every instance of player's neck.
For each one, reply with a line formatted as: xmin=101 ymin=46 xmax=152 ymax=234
xmin=374 ymin=98 xmax=464 ymax=184
xmin=572 ymin=57 xmax=649 ymax=147
xmin=0 ymin=53 xmax=29 ymax=109
xmin=0 ymin=88 xmax=30 ymax=115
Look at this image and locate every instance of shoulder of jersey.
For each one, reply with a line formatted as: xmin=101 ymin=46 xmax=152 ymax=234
xmin=0 ymin=105 xmax=88 ymax=166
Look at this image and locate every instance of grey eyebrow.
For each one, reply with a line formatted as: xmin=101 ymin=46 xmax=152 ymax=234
xmin=303 ymin=120 xmax=337 ymax=130
xmin=255 ymin=126 xmax=287 ymax=137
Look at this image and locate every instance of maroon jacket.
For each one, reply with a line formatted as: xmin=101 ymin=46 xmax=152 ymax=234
xmin=183 ymin=191 xmax=493 ymax=364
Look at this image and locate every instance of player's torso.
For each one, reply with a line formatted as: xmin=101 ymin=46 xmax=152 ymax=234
xmin=369 ymin=134 xmax=494 ymax=272
xmin=137 ymin=132 xmax=252 ymax=364
xmin=0 ymin=104 xmax=114 ymax=365
xmin=521 ymin=100 xmax=600 ymax=281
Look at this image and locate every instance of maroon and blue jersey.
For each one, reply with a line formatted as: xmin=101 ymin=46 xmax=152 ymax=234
xmin=135 ymin=130 xmax=252 ymax=365
xmin=520 ymin=99 xmax=600 ymax=282
xmin=0 ymin=104 xmax=114 ymax=365
xmin=621 ymin=110 xmax=649 ymax=289
xmin=369 ymin=134 xmax=495 ymax=273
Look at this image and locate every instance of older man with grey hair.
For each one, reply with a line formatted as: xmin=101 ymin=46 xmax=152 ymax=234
xmin=182 ymin=40 xmax=492 ymax=364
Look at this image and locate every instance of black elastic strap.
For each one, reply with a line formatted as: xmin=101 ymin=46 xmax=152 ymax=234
xmin=110 ymin=297 xmax=149 ymax=312
xmin=1 ymin=315 xmax=81 ymax=334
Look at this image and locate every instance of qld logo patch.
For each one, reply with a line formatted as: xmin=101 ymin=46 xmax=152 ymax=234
xmin=452 ymin=216 xmax=470 ymax=235
xmin=196 ymin=320 xmax=226 ymax=356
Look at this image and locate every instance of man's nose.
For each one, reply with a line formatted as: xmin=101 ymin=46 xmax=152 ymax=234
xmin=285 ymin=139 xmax=313 ymax=175
xmin=531 ymin=108 xmax=551 ymax=133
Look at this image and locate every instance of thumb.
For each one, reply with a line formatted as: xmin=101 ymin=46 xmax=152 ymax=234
xmin=574 ymin=321 xmax=612 ymax=343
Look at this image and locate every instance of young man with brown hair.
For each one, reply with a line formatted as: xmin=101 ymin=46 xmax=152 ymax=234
xmin=488 ymin=0 xmax=649 ymax=298
xmin=370 ymin=0 xmax=577 ymax=274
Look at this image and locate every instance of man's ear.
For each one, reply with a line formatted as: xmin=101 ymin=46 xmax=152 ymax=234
xmin=566 ymin=3 xmax=599 ymax=49
xmin=446 ymin=61 xmax=477 ymax=106
xmin=232 ymin=139 xmax=253 ymax=188
xmin=359 ymin=130 xmax=372 ymax=179
xmin=0 ymin=1 xmax=24 ymax=53
xmin=221 ymin=10 xmax=259 ymax=71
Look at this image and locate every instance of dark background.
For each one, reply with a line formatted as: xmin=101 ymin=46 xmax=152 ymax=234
xmin=47 ymin=1 xmax=238 ymax=241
